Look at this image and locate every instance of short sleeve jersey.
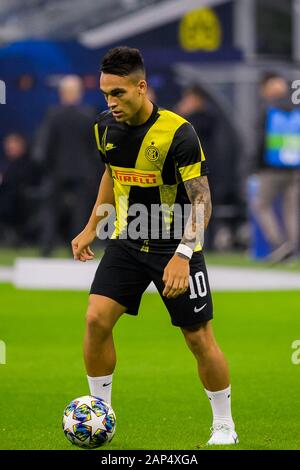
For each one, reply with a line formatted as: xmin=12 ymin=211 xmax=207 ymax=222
xmin=94 ymin=103 xmax=208 ymax=253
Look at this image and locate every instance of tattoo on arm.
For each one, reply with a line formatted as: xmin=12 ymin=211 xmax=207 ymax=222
xmin=180 ymin=176 xmax=212 ymax=250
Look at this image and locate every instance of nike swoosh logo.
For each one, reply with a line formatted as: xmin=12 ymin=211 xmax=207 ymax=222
xmin=103 ymin=382 xmax=112 ymax=387
xmin=194 ymin=303 xmax=207 ymax=313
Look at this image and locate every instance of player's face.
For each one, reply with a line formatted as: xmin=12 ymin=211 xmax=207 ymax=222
xmin=100 ymin=73 xmax=146 ymax=122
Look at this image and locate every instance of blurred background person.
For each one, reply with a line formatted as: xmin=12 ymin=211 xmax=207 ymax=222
xmin=174 ymin=85 xmax=217 ymax=163
xmin=251 ymin=72 xmax=300 ymax=262
xmin=174 ymin=85 xmax=244 ymax=251
xmin=35 ymin=75 xmax=103 ymax=256
xmin=174 ymin=85 xmax=218 ymax=250
xmin=0 ymin=133 xmax=40 ymax=245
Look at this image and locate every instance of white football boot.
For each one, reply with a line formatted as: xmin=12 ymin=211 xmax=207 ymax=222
xmin=207 ymin=423 xmax=239 ymax=446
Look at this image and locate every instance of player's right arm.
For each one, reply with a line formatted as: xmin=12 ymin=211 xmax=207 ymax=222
xmin=71 ymin=165 xmax=114 ymax=262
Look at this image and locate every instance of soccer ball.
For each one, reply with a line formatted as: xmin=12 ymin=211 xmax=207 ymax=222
xmin=62 ymin=395 xmax=116 ymax=448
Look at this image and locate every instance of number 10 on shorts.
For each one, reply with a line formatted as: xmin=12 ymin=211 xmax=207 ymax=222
xmin=189 ymin=271 xmax=207 ymax=299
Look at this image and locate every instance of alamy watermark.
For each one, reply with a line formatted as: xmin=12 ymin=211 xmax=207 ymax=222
xmin=0 ymin=340 xmax=6 ymax=365
xmin=95 ymin=201 xmax=205 ymax=247
xmin=0 ymin=79 xmax=6 ymax=104
xmin=291 ymin=340 xmax=300 ymax=365
xmin=291 ymin=81 xmax=300 ymax=104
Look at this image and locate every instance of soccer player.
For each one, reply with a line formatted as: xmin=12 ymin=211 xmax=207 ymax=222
xmin=71 ymin=47 xmax=238 ymax=446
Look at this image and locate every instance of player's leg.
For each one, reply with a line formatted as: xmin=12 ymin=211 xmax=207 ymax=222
xmin=149 ymin=250 xmax=237 ymax=445
xmin=252 ymin=170 xmax=285 ymax=249
xmin=181 ymin=321 xmax=237 ymax=444
xmin=282 ymin=171 xmax=300 ymax=256
xmin=84 ymin=294 xmax=126 ymax=404
xmin=86 ymin=242 xmax=151 ymax=404
xmin=181 ymin=320 xmax=230 ymax=392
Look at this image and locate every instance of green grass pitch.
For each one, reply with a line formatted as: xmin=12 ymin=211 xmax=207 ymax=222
xmin=0 ymin=283 xmax=299 ymax=450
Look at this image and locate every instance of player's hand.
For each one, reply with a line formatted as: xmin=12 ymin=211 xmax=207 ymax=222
xmin=162 ymin=254 xmax=190 ymax=299
xmin=71 ymin=228 xmax=96 ymax=262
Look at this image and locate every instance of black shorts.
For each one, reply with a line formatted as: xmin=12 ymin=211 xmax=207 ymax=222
xmin=90 ymin=240 xmax=213 ymax=328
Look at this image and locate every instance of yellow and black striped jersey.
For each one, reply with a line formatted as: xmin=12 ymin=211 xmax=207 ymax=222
xmin=94 ymin=103 xmax=208 ymax=253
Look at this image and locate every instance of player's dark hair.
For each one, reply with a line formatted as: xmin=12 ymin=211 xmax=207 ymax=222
xmin=101 ymin=46 xmax=145 ymax=77
xmin=260 ymin=71 xmax=286 ymax=87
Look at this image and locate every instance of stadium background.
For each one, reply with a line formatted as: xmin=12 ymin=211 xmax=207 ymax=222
xmin=0 ymin=0 xmax=300 ymax=450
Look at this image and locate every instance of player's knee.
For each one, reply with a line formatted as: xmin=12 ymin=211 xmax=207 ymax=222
xmin=85 ymin=304 xmax=112 ymax=336
xmin=182 ymin=322 xmax=215 ymax=355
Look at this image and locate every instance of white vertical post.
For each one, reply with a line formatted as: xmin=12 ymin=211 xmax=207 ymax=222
xmin=292 ymin=0 xmax=300 ymax=62
xmin=0 ymin=79 xmax=6 ymax=104
xmin=234 ymin=0 xmax=256 ymax=59
xmin=233 ymin=0 xmax=258 ymax=194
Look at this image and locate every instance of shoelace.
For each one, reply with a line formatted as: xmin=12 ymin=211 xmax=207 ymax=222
xmin=210 ymin=423 xmax=232 ymax=435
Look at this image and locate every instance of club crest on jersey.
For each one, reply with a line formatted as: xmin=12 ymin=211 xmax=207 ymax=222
xmin=105 ymin=142 xmax=116 ymax=151
xmin=145 ymin=142 xmax=160 ymax=162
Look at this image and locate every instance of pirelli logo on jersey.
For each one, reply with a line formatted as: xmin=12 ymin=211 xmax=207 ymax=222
xmin=111 ymin=166 xmax=163 ymax=187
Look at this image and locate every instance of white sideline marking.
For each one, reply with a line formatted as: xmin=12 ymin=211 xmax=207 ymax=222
xmin=0 ymin=267 xmax=13 ymax=283
xmin=206 ymin=266 xmax=300 ymax=291
xmin=3 ymin=258 xmax=299 ymax=291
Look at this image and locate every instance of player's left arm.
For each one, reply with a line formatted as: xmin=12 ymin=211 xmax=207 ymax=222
xmin=162 ymin=176 xmax=212 ymax=299
xmin=182 ymin=175 xmax=212 ymax=244
xmin=162 ymin=122 xmax=211 ymax=299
